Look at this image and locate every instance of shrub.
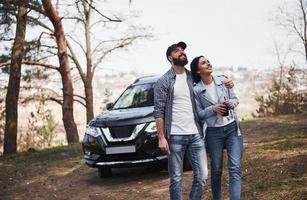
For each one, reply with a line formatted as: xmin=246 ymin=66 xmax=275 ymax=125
xmin=254 ymin=67 xmax=307 ymax=117
xmin=20 ymin=100 xmax=57 ymax=151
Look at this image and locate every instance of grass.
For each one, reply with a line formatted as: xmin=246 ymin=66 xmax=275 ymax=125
xmin=0 ymin=114 xmax=306 ymax=200
xmin=0 ymin=144 xmax=86 ymax=199
xmin=0 ymin=143 xmax=82 ymax=170
xmin=238 ymin=114 xmax=307 ymax=200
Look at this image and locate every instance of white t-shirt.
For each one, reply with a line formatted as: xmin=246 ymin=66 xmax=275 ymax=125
xmin=202 ymin=80 xmax=235 ymax=127
xmin=171 ymin=72 xmax=198 ymax=135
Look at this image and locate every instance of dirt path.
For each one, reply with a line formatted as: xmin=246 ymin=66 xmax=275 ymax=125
xmin=1 ymin=163 xmax=197 ymax=199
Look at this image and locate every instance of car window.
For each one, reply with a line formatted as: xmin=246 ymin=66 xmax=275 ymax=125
xmin=112 ymin=83 xmax=154 ymax=109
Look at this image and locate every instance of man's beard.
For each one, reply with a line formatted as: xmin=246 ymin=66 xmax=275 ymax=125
xmin=173 ymin=54 xmax=188 ymax=66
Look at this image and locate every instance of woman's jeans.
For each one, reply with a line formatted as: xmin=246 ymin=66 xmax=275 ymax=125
xmin=206 ymin=121 xmax=243 ymax=200
xmin=167 ymin=133 xmax=208 ymax=200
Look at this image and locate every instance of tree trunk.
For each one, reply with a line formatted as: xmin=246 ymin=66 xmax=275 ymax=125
xmin=42 ymin=0 xmax=79 ymax=143
xmin=85 ymin=82 xmax=94 ymax=123
xmin=299 ymin=0 xmax=307 ymax=63
xmin=3 ymin=1 xmax=27 ymax=154
xmin=84 ymin=2 xmax=94 ymax=123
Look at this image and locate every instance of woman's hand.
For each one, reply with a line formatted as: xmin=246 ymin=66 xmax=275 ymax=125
xmin=224 ymin=79 xmax=234 ymax=88
xmin=212 ymin=104 xmax=227 ymax=115
xmin=223 ymin=100 xmax=232 ymax=108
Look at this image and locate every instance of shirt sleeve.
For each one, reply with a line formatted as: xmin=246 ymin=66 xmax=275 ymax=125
xmin=153 ymin=79 xmax=167 ymax=119
xmin=228 ymin=87 xmax=239 ymax=109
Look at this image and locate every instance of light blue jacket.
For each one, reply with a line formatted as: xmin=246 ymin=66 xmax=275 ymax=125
xmin=193 ymin=75 xmax=242 ymax=136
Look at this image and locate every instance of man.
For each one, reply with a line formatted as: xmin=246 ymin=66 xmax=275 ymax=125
xmin=153 ymin=41 xmax=208 ymax=200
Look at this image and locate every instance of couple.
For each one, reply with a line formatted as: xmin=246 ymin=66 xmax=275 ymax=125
xmin=153 ymin=41 xmax=243 ymax=200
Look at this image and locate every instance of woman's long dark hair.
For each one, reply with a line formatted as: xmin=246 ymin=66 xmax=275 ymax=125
xmin=190 ymin=56 xmax=204 ymax=84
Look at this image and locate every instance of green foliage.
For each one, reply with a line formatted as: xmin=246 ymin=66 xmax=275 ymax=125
xmin=255 ymin=67 xmax=307 ymax=117
xmin=21 ymin=100 xmax=58 ymax=150
xmin=0 ymin=1 xmax=16 ymax=40
xmin=23 ymin=68 xmax=49 ymax=82
xmin=1 ymin=41 xmax=51 ymax=85
xmin=0 ymin=55 xmax=10 ymax=74
xmin=27 ymin=0 xmax=42 ymax=8
xmin=22 ymin=40 xmax=53 ymax=82
xmin=0 ymin=0 xmax=43 ymax=39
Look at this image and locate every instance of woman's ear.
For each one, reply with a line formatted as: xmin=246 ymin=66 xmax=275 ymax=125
xmin=197 ymin=69 xmax=200 ymax=74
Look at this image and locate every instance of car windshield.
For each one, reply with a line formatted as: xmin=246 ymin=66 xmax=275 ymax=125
xmin=112 ymin=83 xmax=155 ymax=110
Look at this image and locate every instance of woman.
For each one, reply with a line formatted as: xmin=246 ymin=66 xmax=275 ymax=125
xmin=190 ymin=56 xmax=243 ymax=200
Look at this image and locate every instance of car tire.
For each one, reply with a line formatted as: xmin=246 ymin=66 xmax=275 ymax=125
xmin=183 ymin=153 xmax=192 ymax=171
xmin=98 ymin=167 xmax=112 ymax=178
xmin=158 ymin=160 xmax=168 ymax=171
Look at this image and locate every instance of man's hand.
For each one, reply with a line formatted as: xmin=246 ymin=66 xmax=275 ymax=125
xmin=158 ymin=136 xmax=170 ymax=154
xmin=155 ymin=118 xmax=170 ymax=154
xmin=224 ymin=79 xmax=234 ymax=89
xmin=213 ymin=104 xmax=227 ymax=115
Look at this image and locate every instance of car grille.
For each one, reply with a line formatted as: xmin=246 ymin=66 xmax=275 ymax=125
xmin=109 ymin=125 xmax=136 ymax=138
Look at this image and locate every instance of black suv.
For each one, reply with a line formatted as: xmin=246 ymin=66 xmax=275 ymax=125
xmin=82 ymin=75 xmax=191 ymax=178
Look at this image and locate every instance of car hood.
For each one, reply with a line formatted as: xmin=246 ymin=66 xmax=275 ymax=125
xmin=89 ymin=106 xmax=154 ymax=127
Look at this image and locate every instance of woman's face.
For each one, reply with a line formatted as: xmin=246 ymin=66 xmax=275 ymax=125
xmin=197 ymin=56 xmax=212 ymax=76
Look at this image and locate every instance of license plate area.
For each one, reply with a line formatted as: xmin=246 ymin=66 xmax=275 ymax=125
xmin=106 ymin=145 xmax=136 ymax=155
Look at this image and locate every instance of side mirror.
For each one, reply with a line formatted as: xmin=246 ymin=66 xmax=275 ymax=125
xmin=106 ymin=102 xmax=114 ymax=110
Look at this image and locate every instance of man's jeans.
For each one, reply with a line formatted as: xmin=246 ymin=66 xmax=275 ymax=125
xmin=206 ymin=121 xmax=243 ymax=200
xmin=168 ymin=133 xmax=208 ymax=200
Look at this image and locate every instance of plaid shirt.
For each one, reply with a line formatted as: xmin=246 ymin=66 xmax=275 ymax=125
xmin=153 ymin=67 xmax=203 ymax=139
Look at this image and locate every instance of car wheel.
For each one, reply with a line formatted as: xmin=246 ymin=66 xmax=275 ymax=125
xmin=183 ymin=153 xmax=192 ymax=171
xmin=98 ymin=167 xmax=112 ymax=178
xmin=158 ymin=160 xmax=168 ymax=171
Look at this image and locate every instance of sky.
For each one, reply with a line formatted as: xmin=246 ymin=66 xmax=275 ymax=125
xmin=90 ymin=0 xmax=304 ymax=75
xmin=5 ymin=0 xmax=302 ymax=76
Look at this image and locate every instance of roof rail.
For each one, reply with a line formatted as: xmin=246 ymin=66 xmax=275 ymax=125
xmin=133 ymin=75 xmax=157 ymax=84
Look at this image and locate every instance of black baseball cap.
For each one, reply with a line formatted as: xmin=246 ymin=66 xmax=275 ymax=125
xmin=166 ymin=41 xmax=187 ymax=58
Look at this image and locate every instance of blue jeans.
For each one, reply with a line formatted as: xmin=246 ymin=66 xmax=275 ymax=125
xmin=168 ymin=133 xmax=208 ymax=200
xmin=206 ymin=121 xmax=243 ymax=200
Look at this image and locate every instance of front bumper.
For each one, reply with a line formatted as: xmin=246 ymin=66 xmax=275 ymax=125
xmin=82 ymin=129 xmax=167 ymax=168
xmin=85 ymin=155 xmax=167 ymax=168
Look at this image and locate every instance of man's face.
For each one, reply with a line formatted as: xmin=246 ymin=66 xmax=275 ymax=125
xmin=169 ymin=47 xmax=188 ymax=66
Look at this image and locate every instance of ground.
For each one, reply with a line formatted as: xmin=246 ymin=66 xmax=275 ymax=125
xmin=0 ymin=114 xmax=306 ymax=200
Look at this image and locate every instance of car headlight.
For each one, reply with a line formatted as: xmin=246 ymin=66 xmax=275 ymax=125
xmin=145 ymin=122 xmax=157 ymax=133
xmin=127 ymin=123 xmax=146 ymax=138
xmin=134 ymin=123 xmax=146 ymax=133
xmin=85 ymin=126 xmax=100 ymax=137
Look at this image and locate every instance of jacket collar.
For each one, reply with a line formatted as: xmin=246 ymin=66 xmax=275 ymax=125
xmin=200 ymin=76 xmax=224 ymax=90
xmin=198 ymin=75 xmax=225 ymax=104
xmin=169 ymin=67 xmax=192 ymax=80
